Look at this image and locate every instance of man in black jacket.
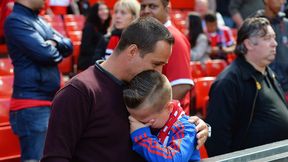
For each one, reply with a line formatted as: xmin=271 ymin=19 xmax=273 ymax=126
xmin=254 ymin=0 xmax=288 ymax=102
xmin=205 ymin=17 xmax=288 ymax=156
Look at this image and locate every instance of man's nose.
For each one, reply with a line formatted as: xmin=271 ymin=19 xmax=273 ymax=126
xmin=142 ymin=6 xmax=150 ymax=15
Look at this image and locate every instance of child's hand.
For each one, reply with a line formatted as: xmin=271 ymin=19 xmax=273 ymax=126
xmin=128 ymin=116 xmax=151 ymax=134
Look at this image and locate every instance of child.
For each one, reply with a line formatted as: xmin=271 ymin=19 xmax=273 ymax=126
xmin=204 ymin=12 xmax=235 ymax=60
xmin=123 ymin=70 xmax=200 ymax=162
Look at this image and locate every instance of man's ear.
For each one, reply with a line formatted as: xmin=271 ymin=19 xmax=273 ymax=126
xmin=126 ymin=44 xmax=139 ymax=59
xmin=243 ymin=39 xmax=255 ymax=50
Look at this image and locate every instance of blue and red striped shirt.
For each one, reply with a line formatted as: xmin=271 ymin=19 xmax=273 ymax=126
xmin=131 ymin=103 xmax=200 ymax=162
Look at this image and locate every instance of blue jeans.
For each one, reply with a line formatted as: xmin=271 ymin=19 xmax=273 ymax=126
xmin=9 ymin=107 xmax=51 ymax=161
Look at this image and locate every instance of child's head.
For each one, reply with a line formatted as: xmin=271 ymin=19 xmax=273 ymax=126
xmin=123 ymin=70 xmax=173 ymax=129
xmin=204 ymin=12 xmax=218 ymax=33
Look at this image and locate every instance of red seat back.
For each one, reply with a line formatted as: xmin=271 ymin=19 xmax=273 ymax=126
xmin=0 ymin=126 xmax=20 ymax=160
xmin=0 ymin=75 xmax=13 ymax=98
xmin=205 ymin=59 xmax=227 ymax=76
xmin=0 ymin=98 xmax=10 ymax=127
xmin=0 ymin=58 xmax=13 ymax=76
xmin=190 ymin=61 xmax=206 ymax=79
xmin=194 ymin=77 xmax=215 ymax=118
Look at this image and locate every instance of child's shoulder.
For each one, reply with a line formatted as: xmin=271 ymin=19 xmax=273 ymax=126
xmin=172 ymin=115 xmax=197 ymax=132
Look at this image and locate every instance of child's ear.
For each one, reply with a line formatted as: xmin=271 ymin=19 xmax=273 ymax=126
xmin=147 ymin=119 xmax=155 ymax=126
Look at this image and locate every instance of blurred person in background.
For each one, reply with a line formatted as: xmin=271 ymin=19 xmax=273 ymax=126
xmin=49 ymin=0 xmax=80 ymax=15
xmin=101 ymin=0 xmax=140 ymax=59
xmin=254 ymin=0 xmax=288 ymax=101
xmin=0 ymin=0 xmax=14 ymax=45
xmin=188 ymin=12 xmax=210 ymax=63
xmin=195 ymin=0 xmax=225 ymax=28
xmin=77 ymin=2 xmax=111 ymax=71
xmin=204 ymin=12 xmax=235 ymax=60
xmin=229 ymin=0 xmax=264 ymax=28
xmin=4 ymin=0 xmax=73 ymax=161
xmin=216 ymin=0 xmax=235 ymax=28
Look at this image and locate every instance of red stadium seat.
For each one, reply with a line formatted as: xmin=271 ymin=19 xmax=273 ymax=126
xmin=190 ymin=61 xmax=206 ymax=79
xmin=0 ymin=126 xmax=21 ymax=161
xmin=0 ymin=44 xmax=8 ymax=55
xmin=0 ymin=76 xmax=13 ymax=98
xmin=58 ymin=55 xmax=73 ymax=74
xmin=0 ymin=58 xmax=13 ymax=76
xmin=0 ymin=98 xmax=10 ymax=127
xmin=194 ymin=77 xmax=215 ymax=118
xmin=72 ymin=41 xmax=81 ymax=65
xmin=227 ymin=53 xmax=237 ymax=64
xmin=67 ymin=31 xmax=82 ymax=42
xmin=63 ymin=14 xmax=85 ymax=23
xmin=205 ymin=59 xmax=227 ymax=76
xmin=65 ymin=22 xmax=82 ymax=32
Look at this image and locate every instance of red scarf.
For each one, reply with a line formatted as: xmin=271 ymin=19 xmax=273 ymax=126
xmin=157 ymin=100 xmax=185 ymax=145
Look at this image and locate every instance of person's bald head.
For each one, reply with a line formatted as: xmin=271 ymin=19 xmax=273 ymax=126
xmin=195 ymin=0 xmax=209 ymax=18
xmin=15 ymin=0 xmax=45 ymax=11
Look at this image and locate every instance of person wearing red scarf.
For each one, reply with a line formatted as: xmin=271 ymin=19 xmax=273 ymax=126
xmin=124 ymin=70 xmax=200 ymax=162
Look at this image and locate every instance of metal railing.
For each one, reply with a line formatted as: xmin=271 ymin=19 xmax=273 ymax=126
xmin=201 ymin=139 xmax=288 ymax=162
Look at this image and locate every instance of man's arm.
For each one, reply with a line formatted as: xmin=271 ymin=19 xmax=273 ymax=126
xmin=229 ymin=0 xmax=244 ymax=28
xmin=172 ymin=84 xmax=192 ymax=100
xmin=205 ymin=79 xmax=239 ymax=156
xmin=4 ymin=17 xmax=63 ymax=65
xmin=42 ymin=85 xmax=90 ymax=161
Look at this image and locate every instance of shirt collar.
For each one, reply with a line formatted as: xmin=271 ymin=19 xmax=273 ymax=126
xmin=164 ymin=20 xmax=172 ymax=27
xmin=95 ymin=60 xmax=126 ymax=87
xmin=236 ymin=56 xmax=272 ymax=81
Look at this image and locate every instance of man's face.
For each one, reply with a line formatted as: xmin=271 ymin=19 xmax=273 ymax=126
xmin=265 ymin=0 xmax=286 ymax=15
xmin=140 ymin=0 xmax=168 ymax=24
xmin=247 ymin=25 xmax=278 ymax=68
xmin=127 ymin=40 xmax=172 ymax=81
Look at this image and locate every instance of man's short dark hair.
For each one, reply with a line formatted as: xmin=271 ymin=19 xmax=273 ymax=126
xmin=235 ymin=17 xmax=270 ymax=56
xmin=161 ymin=0 xmax=169 ymax=7
xmin=123 ymin=70 xmax=171 ymax=112
xmin=115 ymin=16 xmax=174 ymax=57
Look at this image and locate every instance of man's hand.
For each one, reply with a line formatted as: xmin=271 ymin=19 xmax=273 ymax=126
xmin=188 ymin=116 xmax=209 ymax=149
xmin=128 ymin=116 xmax=152 ymax=134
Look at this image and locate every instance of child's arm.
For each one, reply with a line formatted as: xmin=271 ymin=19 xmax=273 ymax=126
xmin=130 ymin=118 xmax=200 ymax=162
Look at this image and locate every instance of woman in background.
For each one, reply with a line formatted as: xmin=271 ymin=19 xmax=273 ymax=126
xmin=188 ymin=12 xmax=210 ymax=63
xmin=77 ymin=2 xmax=111 ymax=71
xmin=101 ymin=0 xmax=140 ymax=59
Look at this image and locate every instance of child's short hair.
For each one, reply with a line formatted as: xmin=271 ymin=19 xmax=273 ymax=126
xmin=123 ymin=70 xmax=172 ymax=112
xmin=204 ymin=12 xmax=217 ymax=23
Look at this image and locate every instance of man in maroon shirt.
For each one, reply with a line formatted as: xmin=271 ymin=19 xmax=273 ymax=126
xmin=42 ymin=17 xmax=208 ymax=162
